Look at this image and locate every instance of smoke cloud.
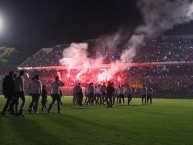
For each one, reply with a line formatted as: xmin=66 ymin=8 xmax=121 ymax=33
xmin=121 ymin=0 xmax=193 ymax=62
xmin=137 ymin=0 xmax=193 ymax=36
xmin=60 ymin=0 xmax=193 ymax=82
xmin=59 ymin=43 xmax=90 ymax=70
xmin=59 ymin=43 xmax=104 ymax=78
xmin=0 ymin=47 xmax=17 ymax=65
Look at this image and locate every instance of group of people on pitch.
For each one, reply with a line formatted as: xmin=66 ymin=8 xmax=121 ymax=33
xmin=72 ymin=81 xmax=153 ymax=108
xmin=1 ymin=70 xmax=65 ymax=116
xmin=1 ymin=70 xmax=153 ymax=116
xmin=72 ymin=81 xmax=117 ymax=108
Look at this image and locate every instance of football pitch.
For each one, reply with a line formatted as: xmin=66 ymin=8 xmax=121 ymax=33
xmin=0 ymin=96 xmax=193 ymax=145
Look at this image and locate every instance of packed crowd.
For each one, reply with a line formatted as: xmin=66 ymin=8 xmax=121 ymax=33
xmin=1 ymin=67 xmax=193 ymax=96
xmin=18 ymin=65 xmax=193 ymax=95
xmin=20 ymin=44 xmax=69 ymax=68
xmin=134 ymin=37 xmax=193 ymax=62
xmin=19 ymin=36 xmax=193 ymax=68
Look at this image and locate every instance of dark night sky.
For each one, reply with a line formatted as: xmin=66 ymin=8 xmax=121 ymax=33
xmin=0 ymin=0 xmax=193 ymax=53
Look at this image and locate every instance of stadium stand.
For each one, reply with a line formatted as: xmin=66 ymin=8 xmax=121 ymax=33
xmin=11 ymin=35 xmax=193 ymax=97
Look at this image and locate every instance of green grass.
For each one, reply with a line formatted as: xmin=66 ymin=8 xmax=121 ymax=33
xmin=0 ymin=96 xmax=193 ymax=145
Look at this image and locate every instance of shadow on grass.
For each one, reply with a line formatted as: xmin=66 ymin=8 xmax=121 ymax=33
xmin=44 ymin=113 xmax=132 ymax=145
xmin=6 ymin=115 xmax=68 ymax=145
xmin=46 ymin=113 xmax=128 ymax=133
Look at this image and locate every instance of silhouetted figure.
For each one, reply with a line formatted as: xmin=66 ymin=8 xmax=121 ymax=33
xmin=15 ymin=70 xmax=25 ymax=116
xmin=41 ymin=85 xmax=48 ymax=111
xmin=1 ymin=71 xmax=15 ymax=115
xmin=126 ymin=85 xmax=132 ymax=105
xmin=93 ymin=85 xmax=97 ymax=104
xmin=7 ymin=73 xmax=17 ymax=114
xmin=106 ymin=81 xmax=115 ymax=108
xmin=87 ymin=82 xmax=95 ymax=105
xmin=119 ymin=85 xmax=125 ymax=104
xmin=28 ymin=77 xmax=35 ymax=112
xmin=28 ymin=75 xmax=42 ymax=113
xmin=100 ymin=82 xmax=107 ymax=105
xmin=48 ymin=76 xmax=65 ymax=113
xmin=141 ymin=85 xmax=147 ymax=105
xmin=147 ymin=85 xmax=153 ymax=105
xmin=76 ymin=83 xmax=83 ymax=106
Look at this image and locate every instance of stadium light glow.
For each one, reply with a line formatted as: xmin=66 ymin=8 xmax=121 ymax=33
xmin=0 ymin=15 xmax=4 ymax=32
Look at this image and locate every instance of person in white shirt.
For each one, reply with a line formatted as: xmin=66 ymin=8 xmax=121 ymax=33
xmin=48 ymin=76 xmax=65 ymax=113
xmin=95 ymin=84 xmax=102 ymax=105
xmin=125 ymin=85 xmax=132 ymax=105
xmin=119 ymin=85 xmax=125 ymax=104
xmin=14 ymin=70 xmax=25 ymax=116
xmin=28 ymin=75 xmax=42 ymax=113
xmin=147 ymin=85 xmax=153 ymax=105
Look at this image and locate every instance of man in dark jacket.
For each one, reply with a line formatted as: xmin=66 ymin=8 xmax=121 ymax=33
xmin=1 ymin=71 xmax=15 ymax=115
xmin=76 ymin=83 xmax=83 ymax=106
xmin=106 ymin=81 xmax=115 ymax=108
